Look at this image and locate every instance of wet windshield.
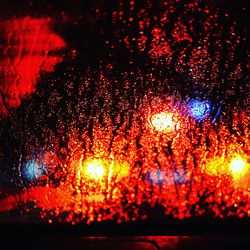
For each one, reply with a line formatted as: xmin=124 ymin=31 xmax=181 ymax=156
xmin=0 ymin=0 xmax=249 ymax=225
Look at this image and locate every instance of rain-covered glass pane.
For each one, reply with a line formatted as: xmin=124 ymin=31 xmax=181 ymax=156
xmin=0 ymin=0 xmax=249 ymax=227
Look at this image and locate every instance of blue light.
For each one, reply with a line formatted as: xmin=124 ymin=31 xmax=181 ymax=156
xmin=174 ymin=171 xmax=184 ymax=185
xmin=148 ymin=170 xmax=166 ymax=184
xmin=22 ymin=161 xmax=46 ymax=181
xmin=187 ymin=99 xmax=211 ymax=121
xmin=212 ymin=102 xmax=222 ymax=124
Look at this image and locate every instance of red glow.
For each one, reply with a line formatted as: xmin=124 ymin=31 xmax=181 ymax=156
xmin=0 ymin=17 xmax=66 ymax=114
xmin=1 ymin=96 xmax=249 ymax=224
xmin=0 ymin=129 xmax=249 ymax=223
xmin=149 ymin=27 xmax=172 ymax=62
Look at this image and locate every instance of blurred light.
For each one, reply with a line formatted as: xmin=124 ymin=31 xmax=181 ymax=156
xmin=84 ymin=159 xmax=106 ymax=180
xmin=82 ymin=158 xmax=130 ymax=181
xmin=205 ymin=158 xmax=227 ymax=175
xmin=87 ymin=194 xmax=105 ymax=202
xmin=212 ymin=103 xmax=222 ymax=124
xmin=187 ymin=99 xmax=211 ymax=121
xmin=229 ymin=156 xmax=249 ymax=180
xmin=150 ymin=112 xmax=177 ymax=133
xmin=174 ymin=171 xmax=186 ymax=185
xmin=22 ymin=161 xmax=45 ymax=181
xmin=110 ymin=161 xmax=130 ymax=179
xmin=149 ymin=170 xmax=166 ymax=184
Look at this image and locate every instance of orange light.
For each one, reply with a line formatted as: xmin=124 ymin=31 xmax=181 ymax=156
xmin=150 ymin=111 xmax=178 ymax=133
xmin=229 ymin=155 xmax=249 ymax=180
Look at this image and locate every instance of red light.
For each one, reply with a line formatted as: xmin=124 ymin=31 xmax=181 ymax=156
xmin=0 ymin=17 xmax=66 ymax=114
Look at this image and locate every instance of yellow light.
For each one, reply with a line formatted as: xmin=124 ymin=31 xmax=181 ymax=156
xmin=205 ymin=158 xmax=227 ymax=175
xmin=151 ymin=112 xmax=177 ymax=133
xmin=82 ymin=158 xmax=130 ymax=181
xmin=229 ymin=156 xmax=249 ymax=180
xmin=84 ymin=159 xmax=106 ymax=180
xmin=112 ymin=162 xmax=130 ymax=179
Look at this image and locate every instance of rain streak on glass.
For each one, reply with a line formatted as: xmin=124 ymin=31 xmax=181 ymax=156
xmin=0 ymin=0 xmax=249 ymax=224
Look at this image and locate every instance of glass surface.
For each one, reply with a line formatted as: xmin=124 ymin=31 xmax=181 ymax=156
xmin=0 ymin=0 xmax=249 ymax=227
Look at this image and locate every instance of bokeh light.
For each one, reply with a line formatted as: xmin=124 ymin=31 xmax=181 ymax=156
xmin=81 ymin=157 xmax=130 ymax=181
xmin=150 ymin=111 xmax=179 ymax=133
xmin=22 ymin=161 xmax=46 ymax=181
xmin=229 ymin=155 xmax=249 ymax=180
xmin=186 ymin=99 xmax=211 ymax=121
xmin=83 ymin=158 xmax=106 ymax=180
xmin=110 ymin=161 xmax=130 ymax=180
xmin=149 ymin=170 xmax=166 ymax=184
xmin=205 ymin=158 xmax=227 ymax=175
